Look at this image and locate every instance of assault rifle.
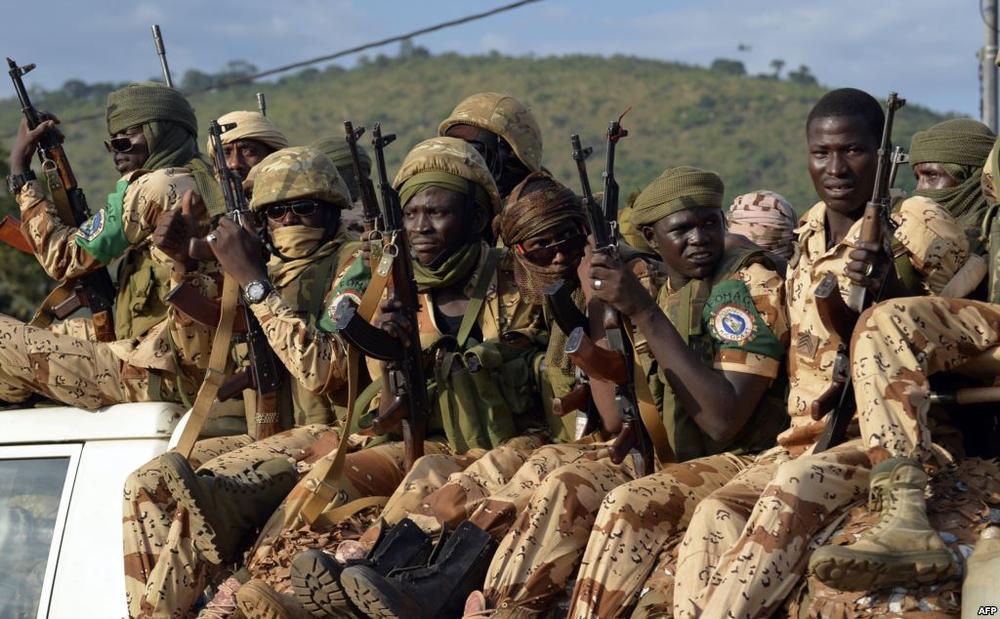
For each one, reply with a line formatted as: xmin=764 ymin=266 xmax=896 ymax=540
xmin=561 ymin=118 xmax=653 ymax=474
xmin=7 ymin=57 xmax=117 ymax=342
xmin=151 ymin=25 xmax=174 ymax=87
xmin=189 ymin=120 xmax=283 ymax=439
xmin=333 ymin=123 xmax=430 ymax=469
xmin=812 ymin=92 xmax=906 ymax=453
xmin=343 ymin=121 xmax=383 ymax=244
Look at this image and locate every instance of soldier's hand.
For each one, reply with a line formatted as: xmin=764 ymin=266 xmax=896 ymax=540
xmin=588 ymin=249 xmax=656 ymax=318
xmin=208 ymin=217 xmax=267 ymax=287
xmin=154 ymin=191 xmax=205 ymax=264
xmin=9 ymin=114 xmax=62 ymax=175
xmin=845 ymin=241 xmax=883 ymax=292
xmin=375 ymin=298 xmax=413 ymax=345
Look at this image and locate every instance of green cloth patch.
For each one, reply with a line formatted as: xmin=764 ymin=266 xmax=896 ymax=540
xmin=318 ymin=254 xmax=372 ymax=332
xmin=75 ymin=178 xmax=130 ymax=264
xmin=702 ymin=278 xmax=782 ymax=360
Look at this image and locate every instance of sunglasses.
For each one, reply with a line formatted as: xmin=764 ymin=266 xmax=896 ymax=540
xmin=515 ymin=233 xmax=587 ymax=265
xmin=265 ymin=200 xmax=321 ymax=220
xmin=104 ymin=136 xmax=137 ymax=154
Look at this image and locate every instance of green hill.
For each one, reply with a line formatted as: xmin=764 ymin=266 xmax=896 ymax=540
xmin=0 ymin=51 xmax=948 ymax=318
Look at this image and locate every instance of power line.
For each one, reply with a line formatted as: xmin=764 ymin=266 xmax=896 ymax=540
xmin=7 ymin=0 xmax=543 ymax=132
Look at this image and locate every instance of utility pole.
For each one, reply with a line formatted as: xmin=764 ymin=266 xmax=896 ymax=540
xmin=983 ymin=0 xmax=998 ymax=132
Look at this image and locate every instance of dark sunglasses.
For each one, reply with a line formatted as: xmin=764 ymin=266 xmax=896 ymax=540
xmin=265 ymin=200 xmax=321 ymax=220
xmin=104 ymin=136 xmax=137 ymax=154
xmin=516 ymin=233 xmax=587 ymax=265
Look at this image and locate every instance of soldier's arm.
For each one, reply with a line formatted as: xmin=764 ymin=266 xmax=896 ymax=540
xmin=17 ymin=180 xmax=105 ymax=280
xmin=891 ymin=196 xmax=973 ymax=295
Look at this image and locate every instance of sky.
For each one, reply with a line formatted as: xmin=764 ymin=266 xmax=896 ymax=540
xmin=0 ymin=0 xmax=992 ymax=117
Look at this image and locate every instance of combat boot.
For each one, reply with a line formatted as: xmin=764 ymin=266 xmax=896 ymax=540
xmin=341 ymin=521 xmax=497 ymax=619
xmin=291 ymin=518 xmax=435 ymax=617
xmin=809 ymin=457 xmax=957 ymax=590
xmin=236 ymin=580 xmax=314 ymax=619
xmin=161 ymin=451 xmax=297 ymax=565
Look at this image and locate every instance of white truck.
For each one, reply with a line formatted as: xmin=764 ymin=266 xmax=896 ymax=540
xmin=0 ymin=402 xmax=185 ymax=619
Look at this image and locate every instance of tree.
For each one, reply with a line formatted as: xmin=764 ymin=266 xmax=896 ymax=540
xmin=181 ymin=69 xmax=215 ymax=91
xmin=770 ymin=58 xmax=785 ymax=79
xmin=787 ymin=64 xmax=818 ymax=85
xmin=710 ymin=58 xmax=747 ymax=76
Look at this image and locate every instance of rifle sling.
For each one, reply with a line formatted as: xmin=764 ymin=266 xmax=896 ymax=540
xmin=173 ymin=274 xmax=240 ymax=458
xmin=300 ymin=261 xmax=392 ymax=525
xmin=626 ymin=320 xmax=674 ymax=467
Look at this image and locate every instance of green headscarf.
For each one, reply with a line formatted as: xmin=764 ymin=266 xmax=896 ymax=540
xmin=910 ymin=118 xmax=996 ymax=227
xmin=399 ymin=169 xmax=488 ymax=291
xmin=631 ymin=166 xmax=724 ymax=226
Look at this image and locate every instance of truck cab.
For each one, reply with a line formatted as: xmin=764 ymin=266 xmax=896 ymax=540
xmin=0 ymin=402 xmax=184 ymax=618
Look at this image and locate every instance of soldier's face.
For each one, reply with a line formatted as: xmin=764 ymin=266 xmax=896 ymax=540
xmin=108 ymin=127 xmax=149 ymax=175
xmin=404 ymin=187 xmax=477 ymax=267
xmin=222 ymin=139 xmax=273 ymax=181
xmin=644 ymin=208 xmax=725 ymax=280
xmin=913 ymin=162 xmax=960 ymax=191
xmin=807 ymin=115 xmax=878 ymax=216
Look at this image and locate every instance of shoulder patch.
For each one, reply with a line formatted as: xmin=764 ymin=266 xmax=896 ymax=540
xmin=77 ymin=210 xmax=106 ymax=242
xmin=711 ymin=303 xmax=757 ymax=345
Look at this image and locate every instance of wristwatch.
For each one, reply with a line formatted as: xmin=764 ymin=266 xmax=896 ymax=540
xmin=6 ymin=169 xmax=36 ymax=196
xmin=243 ymin=279 xmax=273 ymax=305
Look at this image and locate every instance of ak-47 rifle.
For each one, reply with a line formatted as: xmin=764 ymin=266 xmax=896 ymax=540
xmin=343 ymin=121 xmax=383 ymax=246
xmin=151 ymin=25 xmax=174 ymax=88
xmin=333 ymin=123 xmax=430 ymax=469
xmin=256 ymin=92 xmax=267 ymax=117
xmin=812 ymin=92 xmax=906 ymax=453
xmin=562 ymin=117 xmax=653 ymax=474
xmin=7 ymin=57 xmax=117 ymax=342
xmin=888 ymin=145 xmax=909 ymax=190
xmin=199 ymin=119 xmax=283 ymax=439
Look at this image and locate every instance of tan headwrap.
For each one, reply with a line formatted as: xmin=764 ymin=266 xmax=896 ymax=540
xmin=631 ymin=166 xmax=724 ymax=226
xmin=206 ymin=110 xmax=290 ymax=160
xmin=726 ymin=191 xmax=797 ymax=259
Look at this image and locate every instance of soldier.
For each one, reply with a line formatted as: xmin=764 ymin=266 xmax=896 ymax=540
xmin=334 ymin=166 xmax=791 ymax=618
xmin=725 ymin=190 xmax=797 ymax=273
xmin=206 ymin=110 xmax=289 ymax=182
xmin=669 ymin=88 xmax=975 ymax=619
xmin=0 ymin=82 xmax=221 ymax=408
xmin=439 ymin=92 xmax=542 ymax=200
xmin=122 ymin=146 xmax=363 ymax=618
xmin=285 ymin=172 xmax=588 ymax=617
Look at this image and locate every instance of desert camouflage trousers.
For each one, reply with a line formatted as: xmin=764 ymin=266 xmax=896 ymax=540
xmin=852 ymin=296 xmax=1000 ymax=465
xmin=0 ymin=314 xmax=183 ymax=407
xmin=566 ymin=452 xmax=756 ymax=619
xmin=378 ymin=434 xmax=549 ymax=535
xmin=123 ymin=425 xmax=329 ymax=619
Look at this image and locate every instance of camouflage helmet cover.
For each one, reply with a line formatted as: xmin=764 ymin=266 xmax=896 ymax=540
xmin=248 ymin=146 xmax=352 ymax=211
xmin=438 ymin=92 xmax=543 ymax=172
xmin=393 ymin=136 xmax=502 ymax=216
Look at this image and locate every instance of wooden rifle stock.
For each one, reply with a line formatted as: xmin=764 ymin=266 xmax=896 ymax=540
xmin=553 ymin=382 xmax=590 ymax=416
xmin=565 ymin=327 xmax=628 ymax=384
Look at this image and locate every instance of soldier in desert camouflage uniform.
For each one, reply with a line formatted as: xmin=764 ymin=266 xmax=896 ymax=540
xmin=121 ymin=146 xmax=364 ymax=618
xmin=206 ymin=110 xmax=289 ymax=183
xmin=0 ymin=82 xmax=221 ymax=408
xmin=725 ymin=190 xmax=797 ymax=274
xmin=667 ymin=88 xmax=977 ymax=619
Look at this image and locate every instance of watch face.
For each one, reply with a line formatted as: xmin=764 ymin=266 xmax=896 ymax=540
xmin=245 ymin=281 xmax=267 ymax=303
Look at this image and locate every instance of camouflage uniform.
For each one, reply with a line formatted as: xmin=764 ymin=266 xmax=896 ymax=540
xmin=0 ymin=169 xmax=217 ymax=408
xmin=438 ymin=91 xmax=544 ymax=174
xmin=122 ymin=147 xmax=361 ymax=618
xmin=670 ymin=198 xmax=973 ymax=619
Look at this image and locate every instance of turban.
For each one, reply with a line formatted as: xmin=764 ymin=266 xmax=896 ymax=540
xmin=311 ymin=136 xmax=372 ymax=202
xmin=911 ymin=119 xmax=996 ymax=227
xmin=206 ymin=110 xmax=289 ymax=160
xmin=106 ymin=82 xmax=196 ymax=137
xmin=726 ymin=191 xmax=797 ymax=260
xmin=631 ymin=166 xmax=724 ymax=226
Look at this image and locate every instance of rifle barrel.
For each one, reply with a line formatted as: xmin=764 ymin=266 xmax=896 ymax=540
xmin=151 ymin=25 xmax=174 ymax=88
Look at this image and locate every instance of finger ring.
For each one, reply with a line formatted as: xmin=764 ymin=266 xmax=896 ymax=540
xmin=206 ymin=233 xmax=218 ymax=243
xmin=593 ymin=279 xmax=604 ymax=290
xmin=863 ymin=263 xmax=874 ymax=277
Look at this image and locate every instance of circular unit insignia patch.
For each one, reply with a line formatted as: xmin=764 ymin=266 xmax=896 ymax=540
xmin=711 ymin=303 xmax=756 ymax=345
xmin=77 ymin=210 xmax=106 ymax=242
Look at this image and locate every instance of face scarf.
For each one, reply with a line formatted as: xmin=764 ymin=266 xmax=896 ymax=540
xmin=412 ymin=241 xmax=483 ymax=293
xmin=267 ymin=224 xmax=347 ymax=287
xmin=498 ymin=172 xmax=586 ymax=303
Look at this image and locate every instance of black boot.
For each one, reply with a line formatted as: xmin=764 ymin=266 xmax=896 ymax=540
xmin=291 ymin=518 xmax=436 ymax=617
xmin=340 ymin=521 xmax=497 ymax=619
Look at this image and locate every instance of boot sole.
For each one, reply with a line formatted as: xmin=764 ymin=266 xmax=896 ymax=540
xmin=160 ymin=451 xmax=223 ymax=565
xmin=236 ymin=581 xmax=295 ymax=619
xmin=291 ymin=550 xmax=356 ymax=617
xmin=810 ymin=546 xmax=957 ymax=590
xmin=340 ymin=567 xmax=413 ymax=619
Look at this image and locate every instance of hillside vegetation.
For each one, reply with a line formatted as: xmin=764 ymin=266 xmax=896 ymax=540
xmin=0 ymin=51 xmax=947 ymax=317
